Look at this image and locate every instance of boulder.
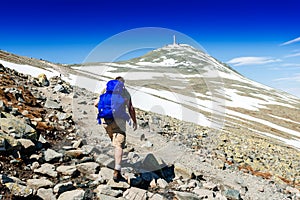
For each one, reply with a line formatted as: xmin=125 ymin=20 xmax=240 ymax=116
xmin=223 ymin=189 xmax=241 ymax=200
xmin=95 ymin=154 xmax=114 ymax=168
xmin=26 ymin=178 xmax=54 ymax=190
xmin=65 ymin=149 xmax=85 ymax=158
xmin=57 ymin=189 xmax=85 ymax=200
xmin=37 ymin=73 xmax=49 ymax=86
xmin=17 ymin=138 xmax=35 ymax=154
xmin=157 ymin=178 xmax=168 ymax=189
xmin=5 ymin=182 xmax=32 ymax=198
xmin=44 ymin=99 xmax=62 ymax=110
xmin=99 ymin=167 xmax=114 ymax=181
xmin=76 ymin=162 xmax=100 ymax=175
xmin=34 ymin=163 xmax=57 ymax=177
xmin=0 ymin=134 xmax=21 ymax=151
xmin=123 ymin=187 xmax=164 ymax=200
xmin=107 ymin=179 xmax=130 ymax=189
xmin=53 ymin=181 xmax=75 ymax=194
xmin=0 ymin=114 xmax=37 ymax=140
xmin=37 ymin=188 xmax=56 ymax=200
xmin=44 ymin=148 xmax=63 ymax=162
xmin=174 ymin=191 xmax=200 ymax=200
xmin=95 ymin=185 xmax=122 ymax=197
xmin=174 ymin=163 xmax=192 ymax=179
xmin=56 ymin=165 xmax=78 ymax=177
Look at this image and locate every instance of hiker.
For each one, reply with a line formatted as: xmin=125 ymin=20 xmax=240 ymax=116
xmin=95 ymin=76 xmax=137 ymax=182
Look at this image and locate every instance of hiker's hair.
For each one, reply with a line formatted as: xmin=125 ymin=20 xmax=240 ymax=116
xmin=115 ymin=76 xmax=125 ymax=83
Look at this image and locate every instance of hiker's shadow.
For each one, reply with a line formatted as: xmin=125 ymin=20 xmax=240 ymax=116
xmin=122 ymin=153 xmax=175 ymax=190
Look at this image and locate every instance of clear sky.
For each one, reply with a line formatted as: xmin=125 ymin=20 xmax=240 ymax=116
xmin=1 ymin=0 xmax=300 ymax=97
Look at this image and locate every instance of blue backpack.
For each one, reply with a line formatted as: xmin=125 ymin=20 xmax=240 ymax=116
xmin=97 ymin=80 xmax=130 ymax=124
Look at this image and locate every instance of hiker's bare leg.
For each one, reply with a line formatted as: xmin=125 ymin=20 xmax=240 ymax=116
xmin=114 ymin=146 xmax=123 ymax=170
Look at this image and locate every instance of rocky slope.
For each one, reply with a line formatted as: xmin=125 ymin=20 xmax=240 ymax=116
xmin=0 ymin=62 xmax=299 ymax=200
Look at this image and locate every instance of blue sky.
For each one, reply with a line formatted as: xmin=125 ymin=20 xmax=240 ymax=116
xmin=1 ymin=0 xmax=300 ymax=97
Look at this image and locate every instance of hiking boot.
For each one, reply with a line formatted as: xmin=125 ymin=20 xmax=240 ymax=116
xmin=113 ymin=169 xmax=125 ymax=182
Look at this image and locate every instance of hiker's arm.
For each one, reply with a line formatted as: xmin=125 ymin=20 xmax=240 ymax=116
xmin=94 ymin=98 xmax=99 ymax=107
xmin=128 ymin=99 xmax=137 ymax=131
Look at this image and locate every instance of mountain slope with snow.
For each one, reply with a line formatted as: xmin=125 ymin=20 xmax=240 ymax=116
xmin=1 ymin=45 xmax=300 ymax=151
xmin=72 ymin=44 xmax=300 ymax=150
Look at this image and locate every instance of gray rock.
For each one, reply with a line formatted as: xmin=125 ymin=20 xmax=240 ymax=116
xmin=223 ymin=189 xmax=241 ymax=200
xmin=174 ymin=163 xmax=192 ymax=179
xmin=56 ymin=165 xmax=78 ymax=177
xmin=95 ymin=185 xmax=122 ymax=197
xmin=107 ymin=179 xmax=130 ymax=189
xmin=174 ymin=191 xmax=200 ymax=200
xmin=44 ymin=99 xmax=62 ymax=110
xmin=148 ymin=193 xmax=165 ymax=200
xmin=177 ymin=184 xmax=189 ymax=191
xmin=81 ymin=145 xmax=95 ymax=155
xmin=76 ymin=162 xmax=100 ymax=175
xmin=95 ymin=154 xmax=114 ymax=168
xmin=54 ymin=84 xmax=66 ymax=93
xmin=122 ymin=187 xmax=148 ymax=200
xmin=30 ymin=153 xmax=43 ymax=161
xmin=44 ymin=148 xmax=63 ymax=162
xmin=30 ymin=161 xmax=40 ymax=170
xmin=53 ymin=181 xmax=75 ymax=194
xmin=157 ymin=178 xmax=168 ymax=189
xmin=72 ymin=139 xmax=83 ymax=149
xmin=57 ymin=189 xmax=85 ymax=200
xmin=56 ymin=112 xmax=72 ymax=121
xmin=65 ymin=149 xmax=85 ymax=158
xmin=4 ymin=182 xmax=32 ymax=197
xmin=62 ymin=146 xmax=74 ymax=151
xmin=37 ymin=188 xmax=56 ymax=200
xmin=122 ymin=190 xmax=164 ymax=200
xmin=38 ymin=134 xmax=49 ymax=145
xmin=17 ymin=139 xmax=35 ymax=154
xmin=97 ymin=194 xmax=125 ymax=200
xmin=34 ymin=163 xmax=57 ymax=177
xmin=99 ymin=167 xmax=114 ymax=181
xmin=0 ymin=116 xmax=37 ymax=140
xmin=21 ymin=110 xmax=29 ymax=116
xmin=27 ymin=178 xmax=54 ymax=190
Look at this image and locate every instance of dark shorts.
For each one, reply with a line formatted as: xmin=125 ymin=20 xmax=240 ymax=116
xmin=103 ymin=118 xmax=126 ymax=149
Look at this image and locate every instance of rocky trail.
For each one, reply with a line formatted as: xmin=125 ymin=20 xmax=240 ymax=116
xmin=0 ymin=63 xmax=299 ymax=199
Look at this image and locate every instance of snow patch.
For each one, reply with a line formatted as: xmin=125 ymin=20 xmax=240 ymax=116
xmin=0 ymin=60 xmax=60 ymax=78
